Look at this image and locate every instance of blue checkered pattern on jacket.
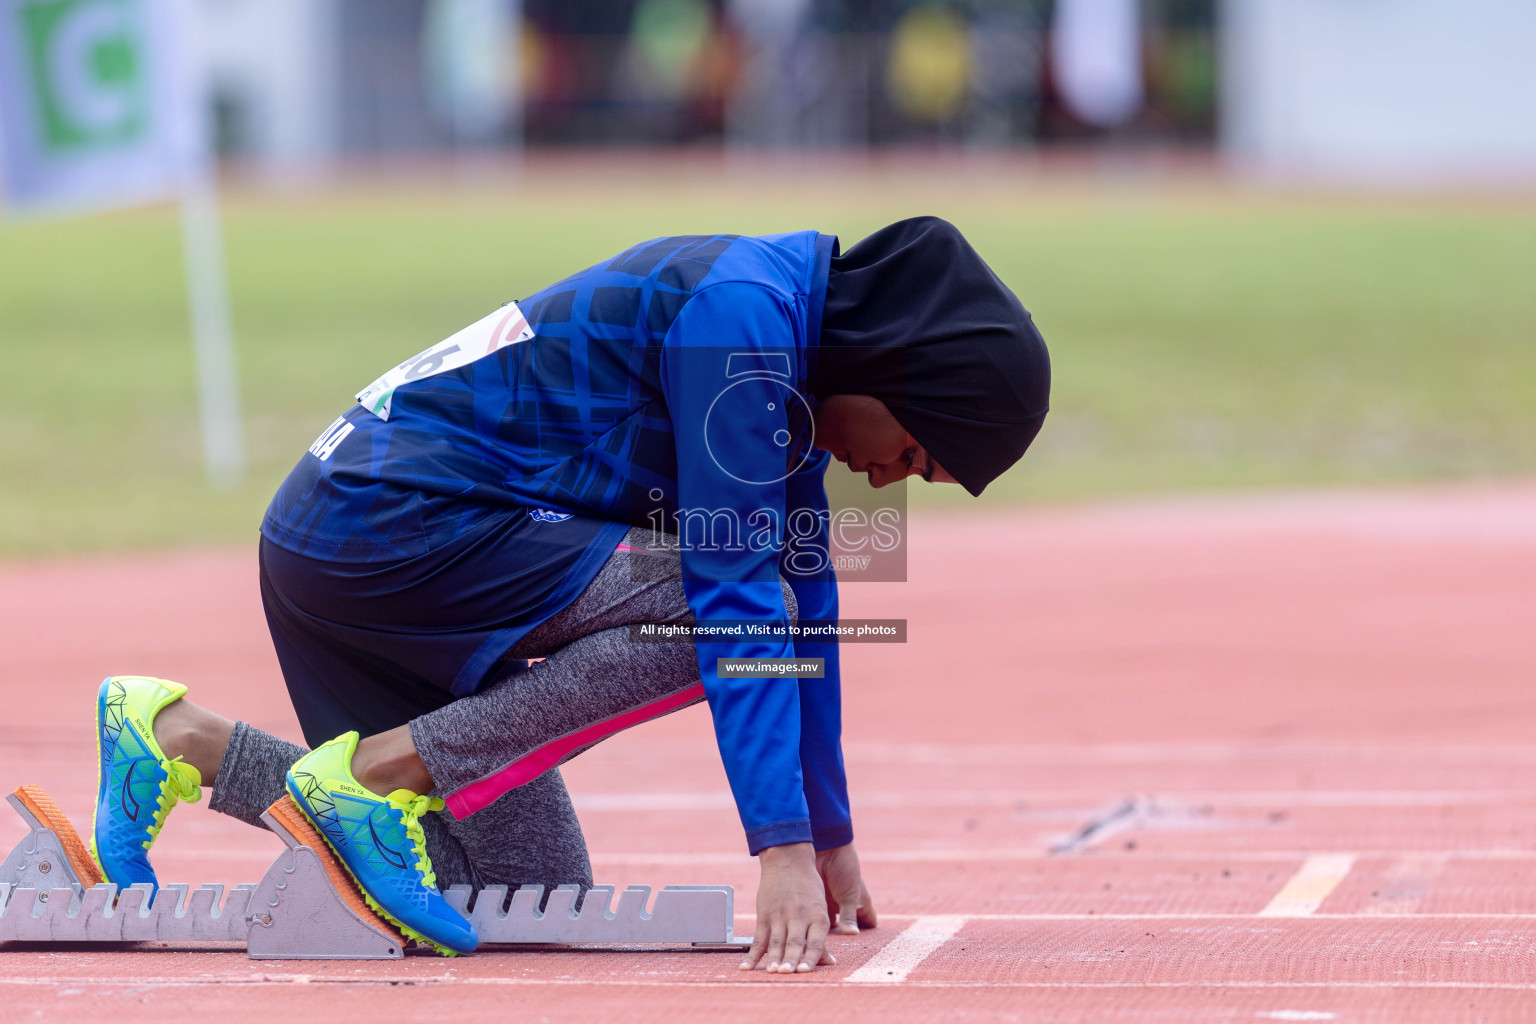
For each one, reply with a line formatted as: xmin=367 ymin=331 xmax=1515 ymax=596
xmin=263 ymin=232 xmax=822 ymax=560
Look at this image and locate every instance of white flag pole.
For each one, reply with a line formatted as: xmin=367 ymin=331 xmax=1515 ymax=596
xmin=178 ymin=170 xmax=244 ymax=486
xmin=174 ymin=0 xmax=243 ymax=487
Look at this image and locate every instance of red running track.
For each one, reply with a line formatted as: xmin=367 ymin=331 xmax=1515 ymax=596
xmin=2 ymin=484 xmax=1535 ymax=1022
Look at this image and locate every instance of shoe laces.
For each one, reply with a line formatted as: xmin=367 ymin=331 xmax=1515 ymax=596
xmin=145 ymin=756 xmax=202 ymax=842
xmin=390 ymin=792 xmax=445 ymax=890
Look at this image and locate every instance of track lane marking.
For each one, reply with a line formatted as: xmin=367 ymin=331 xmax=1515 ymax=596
xmin=1361 ymin=853 xmax=1448 ymax=916
xmin=826 ymin=912 xmax=1536 ymax=921
xmin=146 ymin=846 xmax=1536 ymax=866
xmin=845 ymin=915 xmax=966 ymax=984
xmin=581 ymin=847 xmax=1536 ymax=865
xmin=1259 ymin=854 xmax=1357 ymax=917
xmin=570 ymin=789 xmax=1536 ymax=812
xmin=839 ymin=741 xmax=1536 ymax=766
xmin=0 ymin=978 xmax=1534 ymax=991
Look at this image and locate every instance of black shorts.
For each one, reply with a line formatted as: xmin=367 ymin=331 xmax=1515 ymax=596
xmin=258 ymin=509 xmax=627 ymax=746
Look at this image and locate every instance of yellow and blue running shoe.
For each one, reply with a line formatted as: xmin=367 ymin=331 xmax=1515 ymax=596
xmin=285 ymin=732 xmax=478 ymax=956
xmin=90 ymin=676 xmax=203 ymax=895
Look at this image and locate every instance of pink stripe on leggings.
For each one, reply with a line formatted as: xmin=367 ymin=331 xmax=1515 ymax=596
xmin=445 ymin=682 xmax=705 ymax=818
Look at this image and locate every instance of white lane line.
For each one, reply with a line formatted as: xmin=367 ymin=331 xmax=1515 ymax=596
xmin=589 ymin=847 xmax=1536 ymax=865
xmin=840 ymin=740 xmax=1536 ymax=766
xmin=0 ymin=978 xmax=1533 ymax=991
xmin=1259 ymin=854 xmax=1357 ymax=917
xmin=571 ymin=789 xmax=1533 ymax=812
xmin=845 ymin=915 xmax=966 ymax=984
xmin=849 ymin=912 xmax=1536 ymax=921
xmin=155 ymin=847 xmax=1536 ymax=869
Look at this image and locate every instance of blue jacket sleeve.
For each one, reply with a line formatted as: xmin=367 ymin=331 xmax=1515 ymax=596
xmin=782 ymin=454 xmax=854 ymax=850
xmin=660 ymin=281 xmax=811 ymax=855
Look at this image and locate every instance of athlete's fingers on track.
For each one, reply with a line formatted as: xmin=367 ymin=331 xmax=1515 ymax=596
xmin=822 ymin=874 xmax=848 ymax=932
xmin=740 ymin=923 xmax=770 ymax=970
xmin=830 ymin=874 xmax=863 ymax=934
xmin=780 ymin=926 xmax=808 ymax=975
xmin=764 ymin=921 xmax=789 ymax=973
xmin=796 ymin=917 xmax=831 ymax=972
xmin=856 ymin=879 xmax=878 ymax=931
xmin=818 ymin=843 xmax=870 ymax=934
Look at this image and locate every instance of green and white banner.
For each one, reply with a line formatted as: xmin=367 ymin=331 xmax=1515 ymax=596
xmin=0 ymin=0 xmax=202 ymax=211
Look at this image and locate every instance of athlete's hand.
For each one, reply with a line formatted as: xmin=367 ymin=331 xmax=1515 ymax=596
xmin=741 ymin=842 xmax=835 ymax=974
xmin=818 ymin=842 xmax=877 ymax=934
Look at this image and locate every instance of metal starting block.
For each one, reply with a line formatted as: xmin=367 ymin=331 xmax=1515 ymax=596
xmin=0 ymin=785 xmax=747 ymax=958
xmin=445 ymin=883 xmax=742 ymax=945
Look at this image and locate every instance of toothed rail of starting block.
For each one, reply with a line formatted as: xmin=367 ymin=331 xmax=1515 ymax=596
xmin=0 ymin=881 xmax=256 ymax=942
xmin=444 ymin=883 xmax=750 ymax=946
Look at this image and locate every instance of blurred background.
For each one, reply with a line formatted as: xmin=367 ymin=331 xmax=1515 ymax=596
xmin=1 ymin=0 xmax=1533 ymax=554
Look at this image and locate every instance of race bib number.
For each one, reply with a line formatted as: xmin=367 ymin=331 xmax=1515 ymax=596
xmin=356 ymin=302 xmax=534 ymax=420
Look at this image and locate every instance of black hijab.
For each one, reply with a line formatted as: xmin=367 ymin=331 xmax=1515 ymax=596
xmin=814 ymin=217 xmax=1050 ymax=497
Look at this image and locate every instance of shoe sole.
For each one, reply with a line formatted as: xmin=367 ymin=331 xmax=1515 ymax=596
xmin=88 ymin=678 xmax=112 ymax=879
xmin=280 ymin=788 xmax=466 ymax=957
xmin=13 ymin=784 xmax=103 ymax=888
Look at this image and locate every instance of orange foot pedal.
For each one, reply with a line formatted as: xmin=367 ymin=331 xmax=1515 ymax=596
xmin=3 ymin=785 xmax=102 ymax=889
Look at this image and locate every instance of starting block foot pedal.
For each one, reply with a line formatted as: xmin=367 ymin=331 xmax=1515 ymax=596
xmin=2 ymin=786 xmax=102 ymax=892
xmin=248 ymin=797 xmax=404 ymax=959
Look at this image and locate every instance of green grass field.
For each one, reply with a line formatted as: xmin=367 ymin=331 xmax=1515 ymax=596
xmin=3 ymin=167 xmax=1534 ymax=555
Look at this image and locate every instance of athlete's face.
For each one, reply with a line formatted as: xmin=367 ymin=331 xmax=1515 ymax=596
xmin=812 ymin=394 xmax=958 ymax=489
